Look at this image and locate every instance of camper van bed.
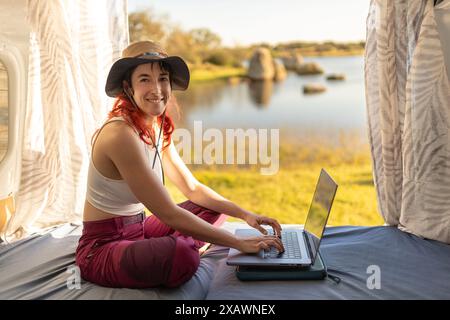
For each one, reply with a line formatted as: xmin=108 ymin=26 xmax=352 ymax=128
xmin=206 ymin=224 xmax=450 ymax=299
xmin=1 ymin=222 xmax=450 ymax=300
xmin=0 ymin=223 xmax=219 ymax=300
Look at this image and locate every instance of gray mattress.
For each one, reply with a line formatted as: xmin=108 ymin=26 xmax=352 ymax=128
xmin=1 ymin=222 xmax=450 ymax=300
xmin=0 ymin=223 xmax=221 ymax=300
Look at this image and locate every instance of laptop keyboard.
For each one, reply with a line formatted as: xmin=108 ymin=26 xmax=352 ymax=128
xmin=266 ymin=230 xmax=302 ymax=259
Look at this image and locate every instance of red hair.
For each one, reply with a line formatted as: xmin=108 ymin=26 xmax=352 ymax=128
xmin=107 ymin=93 xmax=175 ymax=150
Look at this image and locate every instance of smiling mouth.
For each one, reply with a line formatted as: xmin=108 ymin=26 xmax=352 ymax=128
xmin=146 ymin=98 xmax=163 ymax=103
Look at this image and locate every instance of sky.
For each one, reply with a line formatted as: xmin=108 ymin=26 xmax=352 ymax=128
xmin=127 ymin=0 xmax=371 ymax=46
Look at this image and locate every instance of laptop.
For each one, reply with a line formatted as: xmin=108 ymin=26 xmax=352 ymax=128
xmin=227 ymin=168 xmax=338 ymax=267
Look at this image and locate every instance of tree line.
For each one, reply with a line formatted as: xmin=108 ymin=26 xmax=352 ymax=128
xmin=129 ymin=10 xmax=365 ymax=68
xmin=129 ymin=10 xmax=248 ymax=68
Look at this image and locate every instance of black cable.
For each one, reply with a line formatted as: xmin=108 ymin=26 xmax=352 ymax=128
xmin=326 ymin=273 xmax=342 ymax=285
xmin=152 ymin=109 xmax=165 ymax=169
xmin=124 ymin=87 xmax=166 ymax=185
xmin=151 ymin=110 xmax=166 ymax=185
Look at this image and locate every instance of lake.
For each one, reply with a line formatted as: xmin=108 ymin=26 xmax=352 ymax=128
xmin=173 ymin=55 xmax=368 ymax=145
xmin=0 ymin=55 xmax=369 ymax=163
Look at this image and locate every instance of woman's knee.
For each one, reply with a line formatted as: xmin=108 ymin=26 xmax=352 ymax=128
xmin=118 ymin=236 xmax=177 ymax=288
xmin=166 ymin=236 xmax=200 ymax=288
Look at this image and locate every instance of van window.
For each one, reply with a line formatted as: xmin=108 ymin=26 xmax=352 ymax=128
xmin=0 ymin=60 xmax=8 ymax=162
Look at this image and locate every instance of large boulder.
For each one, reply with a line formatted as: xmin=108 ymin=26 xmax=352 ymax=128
xmin=247 ymin=48 xmax=275 ymax=81
xmin=296 ymin=62 xmax=324 ymax=75
xmin=273 ymin=60 xmax=287 ymax=81
xmin=280 ymin=52 xmax=304 ymax=70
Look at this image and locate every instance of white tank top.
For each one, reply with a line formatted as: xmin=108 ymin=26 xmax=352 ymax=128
xmin=85 ymin=116 xmax=163 ymax=216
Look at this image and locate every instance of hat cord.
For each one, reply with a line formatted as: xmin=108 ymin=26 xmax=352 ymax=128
xmin=123 ymin=88 xmax=166 ymax=185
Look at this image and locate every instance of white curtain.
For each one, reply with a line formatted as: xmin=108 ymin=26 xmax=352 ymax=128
xmin=365 ymin=0 xmax=450 ymax=243
xmin=6 ymin=0 xmax=129 ymax=239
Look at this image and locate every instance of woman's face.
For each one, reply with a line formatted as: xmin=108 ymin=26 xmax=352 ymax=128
xmin=129 ymin=62 xmax=171 ymax=119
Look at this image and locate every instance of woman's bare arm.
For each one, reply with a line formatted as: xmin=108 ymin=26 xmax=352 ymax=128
xmin=162 ymin=141 xmax=282 ymax=236
xmin=162 ymin=141 xmax=249 ymax=219
xmin=102 ymin=122 xmax=282 ymax=253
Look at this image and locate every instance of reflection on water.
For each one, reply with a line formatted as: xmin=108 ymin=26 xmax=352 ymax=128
xmin=174 ymin=81 xmax=225 ymax=112
xmin=173 ymin=56 xmax=367 ymax=142
xmin=248 ymin=80 xmax=273 ymax=108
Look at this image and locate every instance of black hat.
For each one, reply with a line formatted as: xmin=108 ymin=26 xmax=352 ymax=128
xmin=105 ymin=41 xmax=190 ymax=97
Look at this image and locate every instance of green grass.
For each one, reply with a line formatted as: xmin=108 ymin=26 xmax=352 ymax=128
xmin=190 ymin=65 xmax=246 ymax=83
xmin=165 ymin=137 xmax=384 ymax=227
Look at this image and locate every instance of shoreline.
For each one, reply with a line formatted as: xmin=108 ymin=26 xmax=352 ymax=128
xmin=191 ymin=51 xmax=364 ymax=83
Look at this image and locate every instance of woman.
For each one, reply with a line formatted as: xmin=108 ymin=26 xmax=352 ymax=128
xmin=75 ymin=41 xmax=284 ymax=288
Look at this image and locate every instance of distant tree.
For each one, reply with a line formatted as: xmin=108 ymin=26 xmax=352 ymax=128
xmin=128 ymin=11 xmax=166 ymax=43
xmin=128 ymin=10 xmax=253 ymax=67
xmin=187 ymin=28 xmax=222 ymax=63
xmin=227 ymin=46 xmax=251 ymax=67
xmin=165 ymin=27 xmax=198 ymax=64
xmin=205 ymin=50 xmax=230 ymax=66
xmin=189 ymin=28 xmax=222 ymax=50
xmin=252 ymin=42 xmax=272 ymax=49
xmin=205 ymin=47 xmax=249 ymax=68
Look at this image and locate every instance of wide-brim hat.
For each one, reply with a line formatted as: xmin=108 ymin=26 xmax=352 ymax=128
xmin=105 ymin=41 xmax=190 ymax=97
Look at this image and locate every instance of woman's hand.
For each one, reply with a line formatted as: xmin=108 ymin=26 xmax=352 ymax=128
xmin=236 ymin=235 xmax=285 ymax=254
xmin=243 ymin=211 xmax=283 ymax=237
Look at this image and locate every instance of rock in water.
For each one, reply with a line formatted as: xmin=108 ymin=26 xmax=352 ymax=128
xmin=326 ymin=73 xmax=346 ymax=81
xmin=273 ymin=60 xmax=287 ymax=81
xmin=281 ymin=52 xmax=304 ymax=71
xmin=303 ymin=83 xmax=327 ymax=94
xmin=247 ymin=48 xmax=275 ymax=80
xmin=296 ymin=62 xmax=324 ymax=75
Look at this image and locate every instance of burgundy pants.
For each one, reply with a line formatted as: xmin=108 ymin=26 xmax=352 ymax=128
xmin=75 ymin=201 xmax=227 ymax=288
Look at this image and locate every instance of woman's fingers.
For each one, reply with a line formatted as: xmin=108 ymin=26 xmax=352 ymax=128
xmin=240 ymin=235 xmax=285 ymax=253
xmin=268 ymin=219 xmax=282 ymax=237
xmin=258 ymin=236 xmax=284 ymax=252
xmin=255 ymin=224 xmax=268 ymax=235
xmin=270 ymin=238 xmax=284 ymax=252
xmin=258 ymin=241 xmax=269 ymax=250
xmin=259 ymin=219 xmax=282 ymax=237
xmin=270 ymin=223 xmax=282 ymax=238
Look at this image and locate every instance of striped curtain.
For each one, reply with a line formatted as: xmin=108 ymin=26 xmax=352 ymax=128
xmin=5 ymin=0 xmax=128 ymax=239
xmin=365 ymin=0 xmax=450 ymax=243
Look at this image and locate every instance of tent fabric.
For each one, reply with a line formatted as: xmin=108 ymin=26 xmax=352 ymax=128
xmin=434 ymin=0 xmax=450 ymax=82
xmin=2 ymin=222 xmax=450 ymax=299
xmin=365 ymin=0 xmax=450 ymax=243
xmin=6 ymin=0 xmax=129 ymax=240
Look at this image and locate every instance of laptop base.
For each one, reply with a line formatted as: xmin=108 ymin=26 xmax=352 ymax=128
xmin=235 ymin=251 xmax=327 ymax=281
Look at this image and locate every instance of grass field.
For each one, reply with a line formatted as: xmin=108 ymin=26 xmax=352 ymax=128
xmin=165 ymin=135 xmax=384 ymax=227
xmin=190 ymin=65 xmax=246 ymax=83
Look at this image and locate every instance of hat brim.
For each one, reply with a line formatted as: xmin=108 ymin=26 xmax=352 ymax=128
xmin=105 ymin=56 xmax=190 ymax=97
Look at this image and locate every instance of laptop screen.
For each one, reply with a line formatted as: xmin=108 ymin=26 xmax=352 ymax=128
xmin=303 ymin=169 xmax=338 ymax=263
